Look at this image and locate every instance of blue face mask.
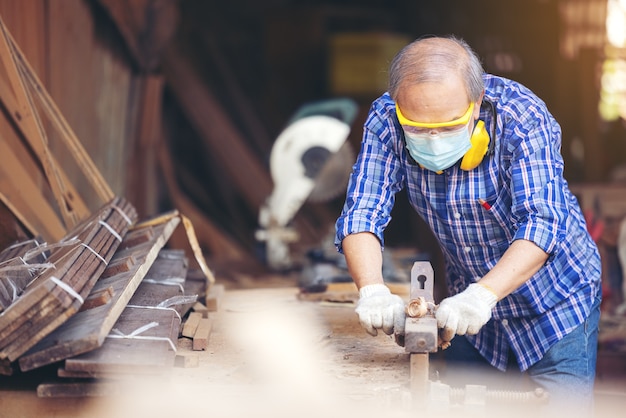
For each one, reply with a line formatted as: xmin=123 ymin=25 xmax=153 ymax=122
xmin=403 ymin=125 xmax=472 ymax=172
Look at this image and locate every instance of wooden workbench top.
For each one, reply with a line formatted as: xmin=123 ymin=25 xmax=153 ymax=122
xmin=1 ymin=285 xmax=624 ymax=418
xmin=0 ymin=286 xmax=412 ymax=418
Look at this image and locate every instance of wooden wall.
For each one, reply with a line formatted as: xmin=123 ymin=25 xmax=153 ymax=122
xmin=0 ymin=0 xmax=136 ymax=207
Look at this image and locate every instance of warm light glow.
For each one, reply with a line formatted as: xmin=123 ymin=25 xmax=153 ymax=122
xmin=601 ymin=0 xmax=626 ymax=121
xmin=607 ymin=0 xmax=626 ymax=47
xmin=599 ymin=59 xmax=626 ymax=121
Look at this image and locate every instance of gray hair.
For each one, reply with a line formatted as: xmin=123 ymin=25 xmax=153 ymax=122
xmin=388 ymin=36 xmax=484 ymax=102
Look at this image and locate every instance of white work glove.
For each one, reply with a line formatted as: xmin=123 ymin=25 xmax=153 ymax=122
xmin=355 ymin=284 xmax=406 ymax=336
xmin=435 ymin=283 xmax=498 ymax=338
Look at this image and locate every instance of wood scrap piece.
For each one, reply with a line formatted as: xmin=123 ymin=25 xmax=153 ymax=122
xmin=57 ymin=367 xmax=133 ymax=379
xmin=17 ymin=215 xmax=179 ymax=372
xmin=37 ymin=381 xmax=119 ymax=398
xmin=79 ymin=286 xmax=113 ymax=311
xmin=192 ymin=317 xmax=213 ymax=351
xmin=119 ymin=227 xmax=153 ymax=249
xmin=182 ymin=311 xmax=202 ymax=338
xmin=99 ymin=255 xmax=135 ymax=279
xmin=205 ymin=283 xmax=224 ymax=312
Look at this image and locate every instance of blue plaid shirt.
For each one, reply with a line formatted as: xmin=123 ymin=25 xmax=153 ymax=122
xmin=335 ymin=74 xmax=601 ymax=371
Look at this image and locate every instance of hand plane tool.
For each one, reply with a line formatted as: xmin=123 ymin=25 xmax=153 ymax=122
xmin=398 ymin=261 xmax=438 ymax=399
xmin=403 ymin=261 xmax=438 ymax=353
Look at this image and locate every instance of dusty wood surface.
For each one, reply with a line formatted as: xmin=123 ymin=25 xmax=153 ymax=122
xmin=0 ymin=286 xmax=624 ymax=417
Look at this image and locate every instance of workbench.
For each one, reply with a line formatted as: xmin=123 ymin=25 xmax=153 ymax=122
xmin=1 ymin=286 xmax=625 ymax=417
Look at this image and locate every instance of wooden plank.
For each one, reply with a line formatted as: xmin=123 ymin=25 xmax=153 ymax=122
xmin=126 ymin=249 xmax=190 ymax=316
xmin=37 ymin=381 xmax=119 ymax=398
xmin=119 ymin=227 xmax=154 ymax=249
xmin=0 ymin=239 xmax=48 ymax=311
xmin=63 ymin=306 xmax=179 ymax=374
xmin=181 ymin=312 xmax=202 ymax=338
xmin=0 ymin=15 xmax=87 ymax=227
xmin=192 ymin=318 xmax=212 ymax=351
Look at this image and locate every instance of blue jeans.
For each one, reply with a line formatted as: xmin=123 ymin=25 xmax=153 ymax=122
xmin=432 ymin=295 xmax=601 ymax=414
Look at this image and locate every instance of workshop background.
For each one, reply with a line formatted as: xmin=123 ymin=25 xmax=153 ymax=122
xmin=0 ymin=0 xmax=626 ymax=410
xmin=2 ymin=0 xmax=624 ymax=281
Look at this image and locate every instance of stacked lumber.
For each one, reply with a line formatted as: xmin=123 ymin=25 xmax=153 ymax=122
xmin=37 ymin=249 xmax=193 ymax=397
xmin=0 ymin=197 xmax=137 ymax=374
xmin=0 ymin=6 xmax=225 ymax=399
xmin=17 ymin=214 xmax=181 ymax=373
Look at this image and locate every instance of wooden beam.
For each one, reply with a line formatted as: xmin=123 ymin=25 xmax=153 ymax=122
xmin=0 ymin=15 xmax=86 ymax=227
xmin=96 ymin=0 xmax=179 ymax=72
xmin=161 ymin=45 xmax=272 ymax=211
xmin=126 ymin=75 xmax=164 ymax=217
xmin=158 ymin=141 xmax=248 ymax=261
xmin=7 ymin=22 xmax=114 ymax=205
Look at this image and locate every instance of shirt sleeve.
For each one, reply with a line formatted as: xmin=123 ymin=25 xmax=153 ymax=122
xmin=334 ymin=98 xmax=406 ymax=252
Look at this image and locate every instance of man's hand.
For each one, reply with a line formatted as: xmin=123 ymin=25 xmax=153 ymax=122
xmin=435 ymin=283 xmax=498 ymax=338
xmin=355 ymin=284 xmax=406 ymax=336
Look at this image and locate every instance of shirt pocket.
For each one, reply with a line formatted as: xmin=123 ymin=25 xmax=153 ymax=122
xmin=445 ymin=197 xmax=511 ymax=250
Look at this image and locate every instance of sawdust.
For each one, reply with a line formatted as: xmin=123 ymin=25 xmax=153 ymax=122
xmin=71 ymin=287 xmax=626 ymax=418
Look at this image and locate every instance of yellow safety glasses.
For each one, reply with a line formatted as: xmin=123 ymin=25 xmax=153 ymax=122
xmin=396 ymin=102 xmax=474 ymax=133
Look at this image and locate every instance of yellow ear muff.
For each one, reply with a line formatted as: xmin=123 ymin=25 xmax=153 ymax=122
xmin=460 ymin=120 xmax=490 ymax=171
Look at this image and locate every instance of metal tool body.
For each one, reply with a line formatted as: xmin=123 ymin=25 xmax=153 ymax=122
xmin=404 ymin=262 xmax=438 ymax=353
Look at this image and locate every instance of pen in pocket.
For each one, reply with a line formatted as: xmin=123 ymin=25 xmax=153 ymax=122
xmin=478 ymin=198 xmax=491 ymax=210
